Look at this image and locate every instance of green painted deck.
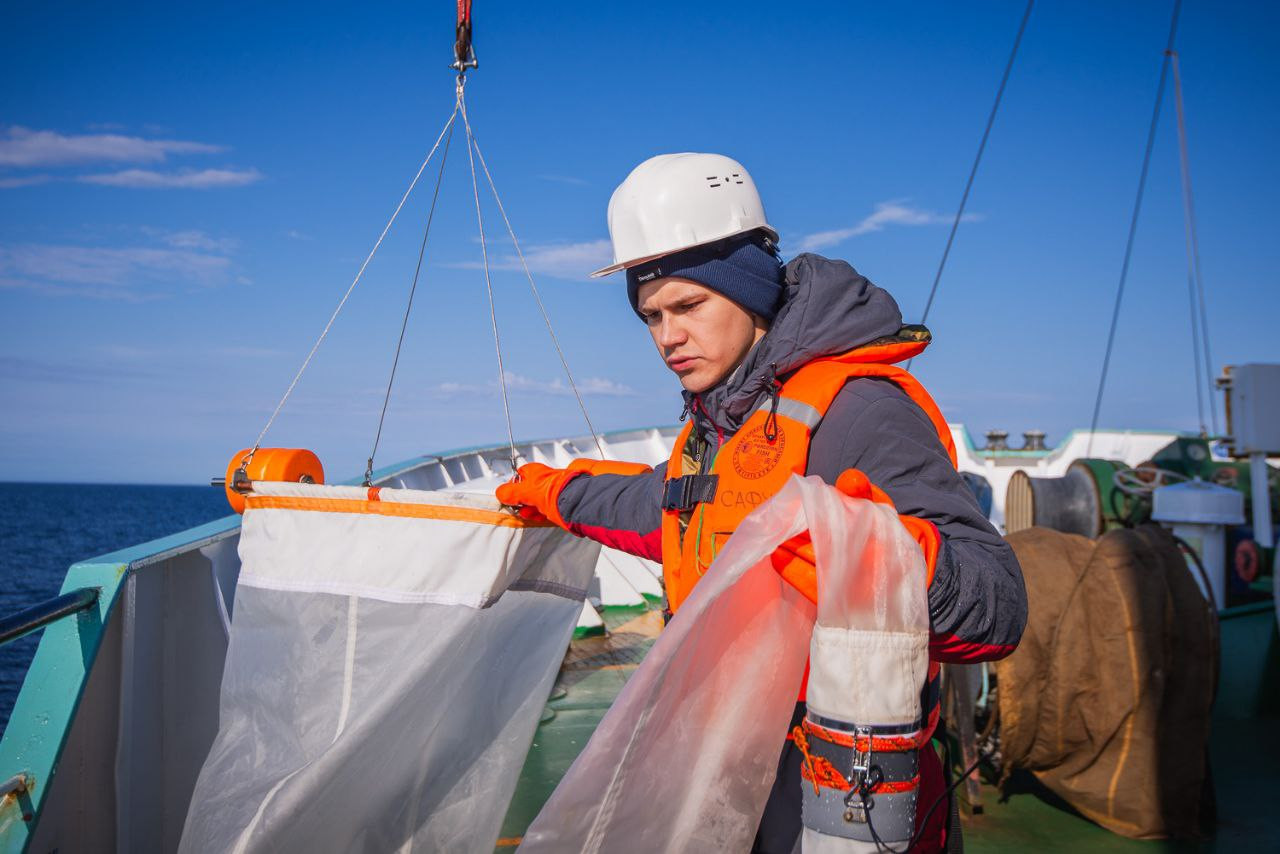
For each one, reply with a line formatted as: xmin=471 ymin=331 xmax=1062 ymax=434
xmin=498 ymin=600 xmax=1280 ymax=851
xmin=496 ymin=607 xmax=660 ymax=849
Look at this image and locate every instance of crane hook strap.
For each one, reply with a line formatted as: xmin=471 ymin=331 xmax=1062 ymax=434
xmin=453 ymin=0 xmax=477 ymax=72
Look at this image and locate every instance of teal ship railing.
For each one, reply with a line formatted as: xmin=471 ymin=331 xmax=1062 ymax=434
xmin=0 ymin=514 xmax=242 ymax=852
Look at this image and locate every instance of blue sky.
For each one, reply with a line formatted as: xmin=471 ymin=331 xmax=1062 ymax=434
xmin=2 ymin=0 xmax=1277 ymax=485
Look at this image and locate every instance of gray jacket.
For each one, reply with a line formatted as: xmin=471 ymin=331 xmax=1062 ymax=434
xmin=557 ymin=254 xmax=1026 ymax=661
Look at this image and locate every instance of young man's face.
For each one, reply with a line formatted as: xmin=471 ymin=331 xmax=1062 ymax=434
xmin=636 ymin=277 xmax=768 ymax=394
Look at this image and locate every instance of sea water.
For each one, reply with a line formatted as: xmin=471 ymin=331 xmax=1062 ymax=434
xmin=0 ymin=482 xmax=229 ymax=730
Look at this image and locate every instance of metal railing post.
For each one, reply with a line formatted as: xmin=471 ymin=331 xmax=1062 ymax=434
xmin=0 ymin=588 xmax=101 ymax=647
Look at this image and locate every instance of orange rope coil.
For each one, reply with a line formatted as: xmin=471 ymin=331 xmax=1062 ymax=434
xmin=800 ymin=711 xmax=936 ymax=754
xmin=791 ymin=725 xmax=921 ymax=797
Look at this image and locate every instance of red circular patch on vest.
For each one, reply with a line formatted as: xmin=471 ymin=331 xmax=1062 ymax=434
xmin=732 ymin=425 xmax=784 ymax=480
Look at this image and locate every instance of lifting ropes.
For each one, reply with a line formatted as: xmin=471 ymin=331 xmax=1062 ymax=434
xmin=917 ymin=0 xmax=1217 ymax=449
xmin=243 ymin=1 xmax=603 ymax=484
xmin=1169 ymin=48 xmax=1218 ymax=436
xmin=1086 ymin=0 xmax=1183 ymax=457
xmin=905 ymin=0 xmax=1034 ymax=371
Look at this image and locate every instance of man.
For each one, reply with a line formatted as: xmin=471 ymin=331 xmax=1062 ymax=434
xmin=498 ymin=153 xmax=1026 ymax=852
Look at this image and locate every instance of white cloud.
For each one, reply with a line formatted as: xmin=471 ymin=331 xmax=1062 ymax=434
xmin=574 ymin=377 xmax=638 ymax=396
xmin=0 ymin=127 xmax=263 ymax=191
xmin=95 ymin=344 xmax=159 ymax=360
xmin=0 ymin=243 xmax=235 ymax=300
xmin=452 ymin=204 xmax=974 ymax=277
xmin=78 ymin=167 xmax=263 ymax=189
xmin=453 ymin=238 xmax=612 ymax=280
xmin=432 ymin=371 xmax=636 ymax=399
xmin=145 ymin=228 xmax=239 ymax=252
xmin=0 ymin=126 xmax=222 ymax=167
xmin=94 ymin=343 xmax=283 ymax=360
xmin=0 ymin=174 xmax=52 ymax=188
xmin=1 ymin=355 xmax=160 ymax=383
xmin=794 ymin=201 xmax=980 ymax=252
xmin=0 ymin=277 xmax=156 ymax=301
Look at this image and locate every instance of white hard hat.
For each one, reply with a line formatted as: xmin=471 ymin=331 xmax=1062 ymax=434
xmin=590 ymin=153 xmax=779 ymax=278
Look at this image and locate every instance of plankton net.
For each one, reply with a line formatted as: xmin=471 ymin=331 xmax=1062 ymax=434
xmin=181 ymin=6 xmax=617 ymax=851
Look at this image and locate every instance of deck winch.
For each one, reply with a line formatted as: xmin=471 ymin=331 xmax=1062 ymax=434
xmin=1004 ymin=459 xmax=1143 ymax=537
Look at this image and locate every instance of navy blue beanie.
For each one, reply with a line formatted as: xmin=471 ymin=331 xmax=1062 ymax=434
xmin=626 ymin=233 xmax=784 ymax=322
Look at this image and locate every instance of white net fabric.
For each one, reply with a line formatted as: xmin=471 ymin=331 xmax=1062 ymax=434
xmin=179 ymin=483 xmax=599 ymax=854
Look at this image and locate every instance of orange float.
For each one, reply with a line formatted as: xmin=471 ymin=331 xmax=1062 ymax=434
xmin=224 ymin=448 xmax=324 ymax=514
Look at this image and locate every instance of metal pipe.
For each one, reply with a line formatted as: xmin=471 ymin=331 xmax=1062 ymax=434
xmin=1251 ymin=452 xmax=1274 ymax=548
xmin=0 ymin=587 xmax=100 ymax=647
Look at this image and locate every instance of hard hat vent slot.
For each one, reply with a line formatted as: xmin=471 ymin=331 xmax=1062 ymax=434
xmin=705 ymin=174 xmax=744 ymax=189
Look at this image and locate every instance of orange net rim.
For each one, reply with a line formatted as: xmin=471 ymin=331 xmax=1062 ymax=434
xmin=244 ymin=492 xmax=553 ymax=529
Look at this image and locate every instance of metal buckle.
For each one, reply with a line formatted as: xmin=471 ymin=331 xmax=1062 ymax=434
xmin=850 ymin=724 xmax=873 ymax=784
xmin=842 ymin=725 xmax=876 ymax=823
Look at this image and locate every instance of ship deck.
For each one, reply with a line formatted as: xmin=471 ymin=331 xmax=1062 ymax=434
xmin=497 ymin=601 xmax=1280 ymax=852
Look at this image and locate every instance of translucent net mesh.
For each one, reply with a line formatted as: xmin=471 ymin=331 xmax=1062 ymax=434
xmin=522 ymin=475 xmax=929 ymax=853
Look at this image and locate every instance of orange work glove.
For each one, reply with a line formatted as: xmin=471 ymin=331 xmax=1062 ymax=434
xmin=495 ymin=459 xmax=653 ymax=529
xmin=769 ymin=469 xmax=942 ymax=603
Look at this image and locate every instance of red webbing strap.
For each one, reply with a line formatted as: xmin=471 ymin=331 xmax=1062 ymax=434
xmin=455 ymin=1 xmax=474 ymax=69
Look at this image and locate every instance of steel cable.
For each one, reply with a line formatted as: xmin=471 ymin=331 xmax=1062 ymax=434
xmin=250 ymin=106 xmax=460 ymax=457
xmin=907 ymin=0 xmax=1035 ymax=371
xmin=1169 ymin=50 xmax=1218 ymax=435
xmin=1087 ymin=0 xmax=1183 ymax=458
xmin=364 ymin=115 xmax=458 ymax=484
xmin=469 ymin=138 xmax=607 ymax=460
xmin=458 ymin=79 xmax=519 ymax=470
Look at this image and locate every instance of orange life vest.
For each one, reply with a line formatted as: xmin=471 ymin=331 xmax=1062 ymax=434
xmin=658 ymin=333 xmax=955 ymax=717
xmin=659 ymin=335 xmax=956 ymax=613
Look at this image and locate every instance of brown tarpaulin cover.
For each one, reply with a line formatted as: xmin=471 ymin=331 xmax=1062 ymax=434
xmin=996 ymin=525 xmax=1217 ymax=839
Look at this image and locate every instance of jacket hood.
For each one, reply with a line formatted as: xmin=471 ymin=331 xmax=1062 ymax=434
xmin=684 ymin=253 xmax=905 ymax=440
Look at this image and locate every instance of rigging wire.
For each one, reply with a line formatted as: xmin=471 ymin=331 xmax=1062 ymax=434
xmin=1168 ymin=49 xmax=1218 ymax=436
xmin=1086 ymin=0 xmax=1183 ymax=458
xmin=248 ymin=12 xmax=590 ymax=477
xmin=364 ymin=115 xmax=458 ymax=485
xmin=470 ymin=139 xmax=607 ymax=460
xmin=906 ymin=0 xmax=1035 ymax=370
xmin=249 ymin=106 xmax=460 ymax=459
xmin=458 ymin=77 xmax=520 ymax=471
